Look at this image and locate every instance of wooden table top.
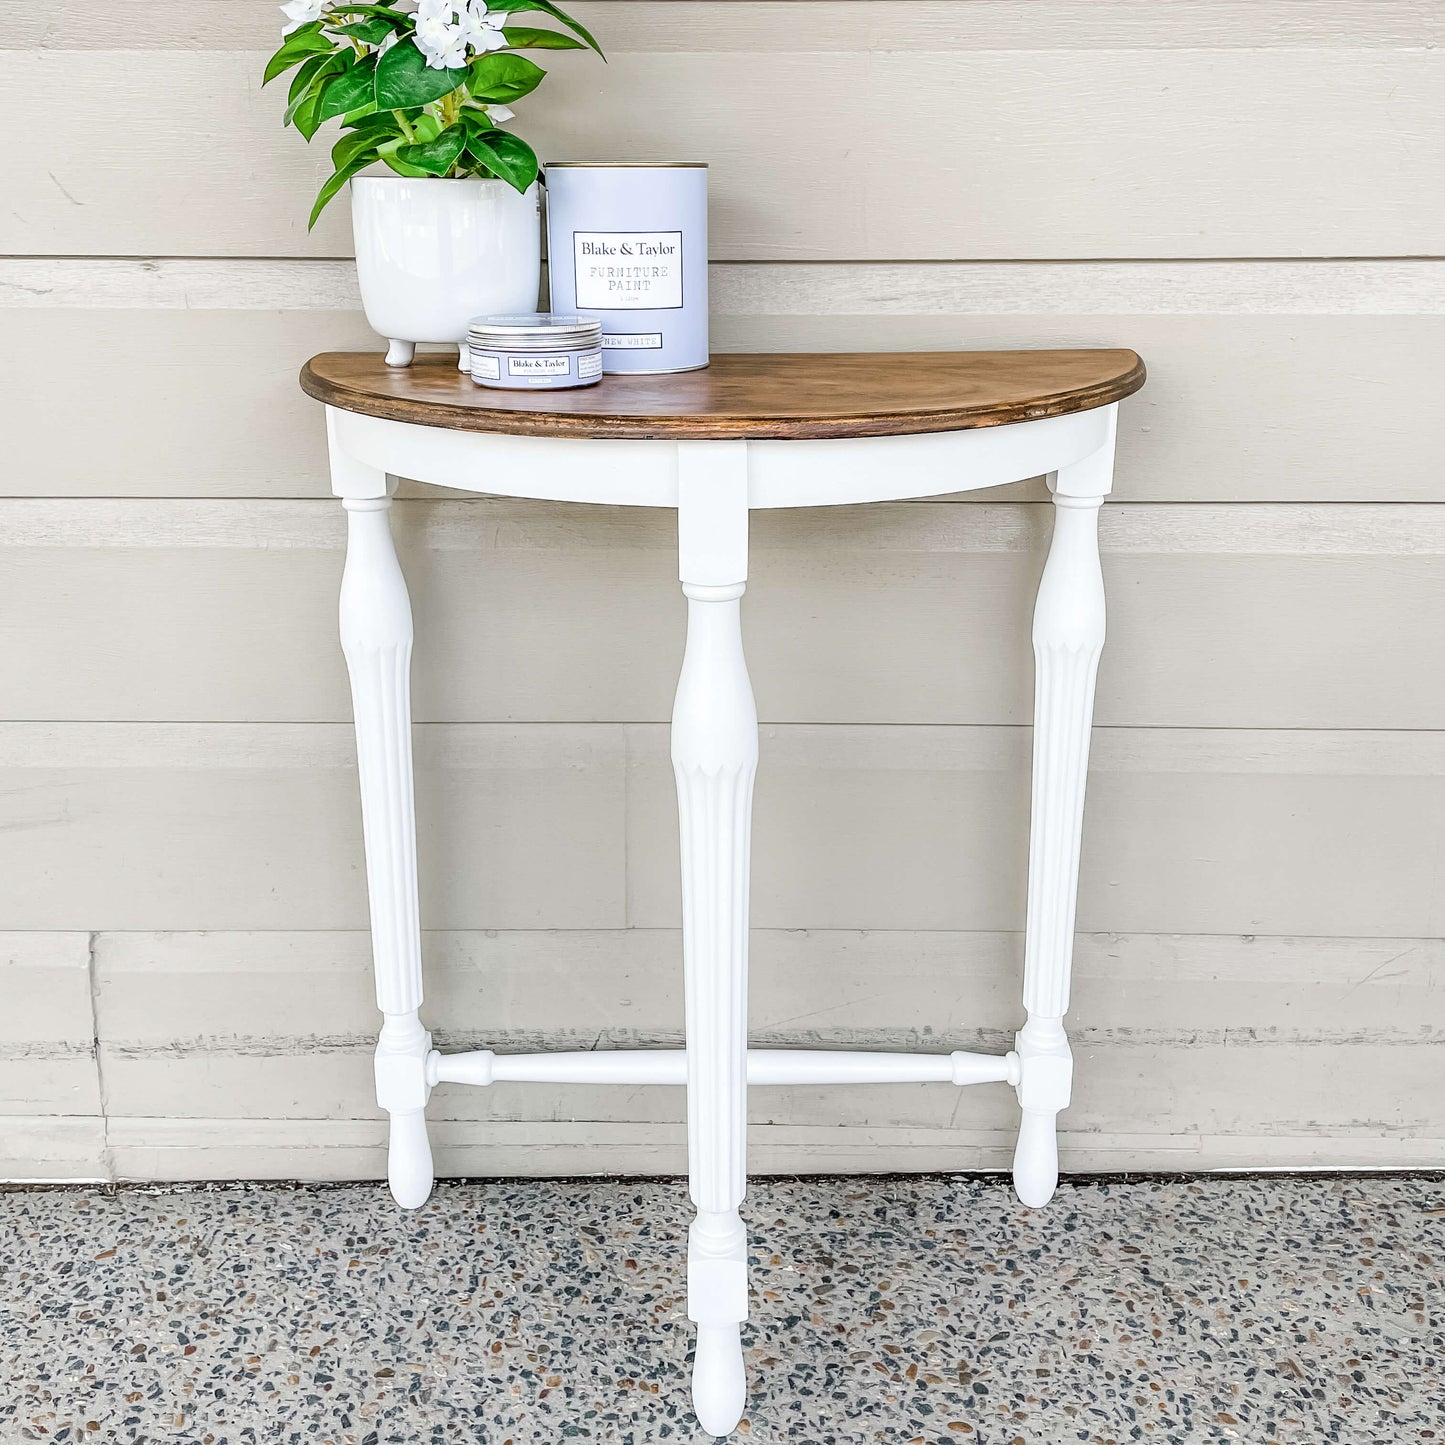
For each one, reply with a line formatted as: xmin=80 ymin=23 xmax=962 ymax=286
xmin=302 ymin=349 xmax=1145 ymax=441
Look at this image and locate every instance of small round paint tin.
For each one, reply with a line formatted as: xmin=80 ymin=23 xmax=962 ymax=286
xmin=467 ymin=313 xmax=603 ymax=390
xmin=544 ymin=162 xmax=708 ymax=374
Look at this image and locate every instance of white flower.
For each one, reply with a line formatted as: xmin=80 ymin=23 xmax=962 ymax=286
xmin=432 ymin=38 xmax=472 ymax=68
xmin=414 ymin=7 xmax=462 ymax=60
xmin=280 ymin=0 xmax=325 ymax=35
xmin=458 ymin=2 xmax=509 ymax=53
xmin=414 ymin=0 xmax=509 ymax=66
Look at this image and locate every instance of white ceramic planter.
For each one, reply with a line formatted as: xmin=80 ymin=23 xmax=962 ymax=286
xmin=351 ymin=175 xmax=542 ymax=368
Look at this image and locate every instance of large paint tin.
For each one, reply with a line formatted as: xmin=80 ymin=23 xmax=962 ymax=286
xmin=544 ymin=162 xmax=708 ymax=374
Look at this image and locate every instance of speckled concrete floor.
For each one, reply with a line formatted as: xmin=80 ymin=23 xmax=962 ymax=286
xmin=1 ymin=1175 xmax=1441 ymax=1444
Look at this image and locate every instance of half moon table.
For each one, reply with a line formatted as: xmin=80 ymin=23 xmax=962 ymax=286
xmin=301 ymin=348 xmax=1146 ymax=1436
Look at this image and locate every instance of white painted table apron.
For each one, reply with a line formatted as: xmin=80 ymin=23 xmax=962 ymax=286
xmin=323 ymin=391 xmax=1118 ymax=1436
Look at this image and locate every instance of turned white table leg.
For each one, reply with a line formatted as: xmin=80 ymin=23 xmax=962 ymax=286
xmin=1013 ymin=412 xmax=1114 ymax=1208
xmin=333 ymin=434 xmax=433 ymax=1211
xmin=672 ymin=441 xmax=755 ymax=1437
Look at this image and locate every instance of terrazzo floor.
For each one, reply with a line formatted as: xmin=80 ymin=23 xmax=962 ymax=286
xmin=1 ymin=1174 xmax=1441 ymax=1444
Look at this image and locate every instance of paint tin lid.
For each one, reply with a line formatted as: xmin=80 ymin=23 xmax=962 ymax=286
xmin=468 ymin=313 xmax=603 ymax=351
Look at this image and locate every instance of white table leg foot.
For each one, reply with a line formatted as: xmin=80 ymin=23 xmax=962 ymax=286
xmin=1013 ymin=1109 xmax=1060 ymax=1208
xmin=385 ymin=338 xmax=415 ymax=367
xmin=1012 ymin=1016 xmax=1072 ymax=1207
xmin=673 ymin=442 xmax=754 ymax=1437
xmin=375 ymin=1019 xmax=433 ymax=1210
xmin=687 ymin=1210 xmax=748 ymax=1434
xmin=339 ymin=491 xmax=434 ymax=1210
xmin=1013 ymin=427 xmax=1112 ymax=1209
xmin=693 ymin=1323 xmax=747 ymax=1436
xmin=385 ymin=1107 xmax=434 ymax=1208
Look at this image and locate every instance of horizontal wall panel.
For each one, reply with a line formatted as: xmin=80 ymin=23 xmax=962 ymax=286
xmin=5 ymin=498 xmax=1444 ymax=730
xmin=21 ymin=3 xmax=1442 ymax=53
xmin=13 ymin=257 xmax=1442 ymax=314
xmin=7 ymin=47 xmax=1442 ymax=258
xmin=92 ymin=1116 xmax=1112 ymax=1182
xmin=92 ymin=929 xmax=1445 ymax=1055
xmin=2 ymin=723 xmax=1443 ymax=938
xmin=0 ymin=310 xmax=376 ymax=500
xmin=0 ymin=934 xmax=99 ymax=1117
xmin=627 ymin=725 xmax=1445 ymax=938
xmin=0 ymin=933 xmax=94 ymax=1045
xmin=4 ymin=260 xmax=1441 ymax=500
xmin=90 ymin=930 xmax=1445 ymax=1171
xmin=0 ymin=724 xmax=626 ymax=932
xmin=1 ymin=1116 xmax=108 ymax=1182
xmin=99 ymin=1117 xmax=1445 ymax=1184
xmin=93 ymin=1048 xmax=1445 ymax=1144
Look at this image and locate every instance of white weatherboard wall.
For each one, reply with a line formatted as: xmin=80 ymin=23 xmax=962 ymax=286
xmin=3 ymin=1 xmax=1444 ymax=1182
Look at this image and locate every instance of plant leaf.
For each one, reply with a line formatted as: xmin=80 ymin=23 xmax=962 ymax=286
xmin=289 ymin=51 xmax=339 ymax=107
xmin=285 ymin=55 xmax=346 ymax=125
xmin=499 ymin=26 xmax=584 ymax=50
xmin=309 ymin=154 xmax=378 ymax=230
xmin=263 ymin=24 xmax=337 ymax=86
xmin=396 ymin=126 xmax=469 ymax=177
xmin=481 ymin=0 xmax=602 ymax=56
xmin=343 ymin=109 xmax=400 ymax=146
xmin=382 ymin=152 xmax=433 ymax=178
xmin=333 ymin=17 xmax=399 ymax=45
xmin=315 ymin=57 xmax=379 ymax=125
xmin=293 ymin=88 xmax=327 ymax=141
xmin=374 ymin=37 xmax=469 ymax=109
xmin=466 ymin=51 xmax=546 ymax=104
xmin=375 ymin=135 xmax=431 ymax=174
xmin=333 ymin=125 xmax=389 ymax=169
xmin=463 ymin=128 xmax=540 ymax=192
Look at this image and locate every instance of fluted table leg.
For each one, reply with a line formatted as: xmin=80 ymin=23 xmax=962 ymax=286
xmin=1013 ymin=415 xmax=1115 ymax=1208
xmin=337 ymin=479 xmax=434 ymax=1210
xmin=671 ymin=442 xmax=755 ymax=1436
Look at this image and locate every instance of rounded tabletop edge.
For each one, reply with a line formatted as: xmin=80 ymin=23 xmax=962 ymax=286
xmin=301 ymin=349 xmax=1146 ymax=441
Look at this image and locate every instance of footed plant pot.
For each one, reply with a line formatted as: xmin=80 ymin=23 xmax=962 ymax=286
xmin=351 ymin=175 xmax=542 ymax=369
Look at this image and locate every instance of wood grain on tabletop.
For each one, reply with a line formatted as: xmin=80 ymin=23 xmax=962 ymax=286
xmin=301 ymin=349 xmax=1147 ymax=440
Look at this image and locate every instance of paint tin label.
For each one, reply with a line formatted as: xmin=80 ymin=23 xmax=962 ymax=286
xmin=471 ymin=346 xmax=601 ymax=389
xmin=508 ymin=354 xmax=570 ymax=376
xmin=574 ymin=231 xmax=684 ymax=310
xmin=602 ymin=333 xmax=664 ymax=350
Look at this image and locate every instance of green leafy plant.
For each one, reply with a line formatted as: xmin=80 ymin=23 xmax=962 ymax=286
xmin=264 ymin=1 xmax=603 ymax=228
